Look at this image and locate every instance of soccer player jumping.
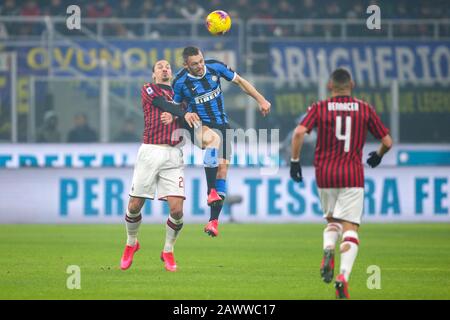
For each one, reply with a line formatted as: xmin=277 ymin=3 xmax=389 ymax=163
xmin=169 ymin=46 xmax=271 ymax=237
xmin=290 ymin=68 xmax=393 ymax=299
xmin=120 ymin=60 xmax=200 ymax=272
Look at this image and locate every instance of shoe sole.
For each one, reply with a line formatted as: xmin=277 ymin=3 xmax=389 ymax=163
xmin=204 ymin=229 xmax=218 ymax=237
xmin=320 ymin=249 xmax=334 ymax=283
xmin=335 ymin=281 xmax=349 ymax=299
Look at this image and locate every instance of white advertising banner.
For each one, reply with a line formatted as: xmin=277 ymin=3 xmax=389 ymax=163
xmin=1 ymin=144 xmax=449 ymax=168
xmin=0 ymin=167 xmax=448 ymax=223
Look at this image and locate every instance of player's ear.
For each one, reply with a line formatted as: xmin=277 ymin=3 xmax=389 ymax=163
xmin=350 ymin=80 xmax=355 ymax=89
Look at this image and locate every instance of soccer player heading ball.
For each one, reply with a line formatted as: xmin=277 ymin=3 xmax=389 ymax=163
xmin=162 ymin=46 xmax=271 ymax=237
xmin=290 ymin=68 xmax=393 ymax=299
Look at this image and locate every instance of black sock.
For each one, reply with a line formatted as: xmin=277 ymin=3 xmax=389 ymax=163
xmin=205 ymin=167 xmax=218 ymax=194
xmin=210 ymin=196 xmax=225 ymax=221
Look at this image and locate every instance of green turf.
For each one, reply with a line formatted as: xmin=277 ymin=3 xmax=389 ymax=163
xmin=0 ymin=223 xmax=449 ymax=300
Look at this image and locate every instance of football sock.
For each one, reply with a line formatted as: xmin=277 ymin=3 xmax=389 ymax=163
xmin=204 ymin=148 xmax=219 ymax=194
xmin=164 ymin=215 xmax=184 ymax=253
xmin=125 ymin=209 xmax=142 ymax=246
xmin=339 ymin=230 xmax=359 ymax=282
xmin=210 ymin=196 xmax=224 ymax=221
xmin=323 ymin=222 xmax=343 ymax=250
xmin=210 ymin=179 xmax=226 ymax=221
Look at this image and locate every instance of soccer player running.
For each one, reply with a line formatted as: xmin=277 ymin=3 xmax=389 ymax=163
xmin=170 ymin=46 xmax=271 ymax=237
xmin=120 ymin=60 xmax=200 ymax=272
xmin=290 ymin=68 xmax=393 ymax=299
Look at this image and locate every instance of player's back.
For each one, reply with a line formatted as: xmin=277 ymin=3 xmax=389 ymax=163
xmin=301 ymin=95 xmax=388 ymax=188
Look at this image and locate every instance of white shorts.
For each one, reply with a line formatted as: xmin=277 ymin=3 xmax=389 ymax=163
xmin=318 ymin=188 xmax=364 ymax=225
xmin=129 ymin=144 xmax=185 ymax=201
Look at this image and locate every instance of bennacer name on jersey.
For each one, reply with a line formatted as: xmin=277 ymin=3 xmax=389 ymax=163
xmin=327 ymin=102 xmax=359 ymax=111
xmin=194 ymin=86 xmax=222 ymax=104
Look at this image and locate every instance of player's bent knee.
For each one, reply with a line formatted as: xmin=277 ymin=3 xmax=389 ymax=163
xmin=170 ymin=209 xmax=183 ymax=220
xmin=128 ymin=197 xmax=144 ymax=214
xmin=203 ymin=130 xmax=220 ymax=148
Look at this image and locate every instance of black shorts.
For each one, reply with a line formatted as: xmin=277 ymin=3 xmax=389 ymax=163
xmin=184 ymin=121 xmax=232 ymax=161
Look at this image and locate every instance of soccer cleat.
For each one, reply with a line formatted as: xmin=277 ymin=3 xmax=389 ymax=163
xmin=207 ymin=188 xmax=222 ymax=207
xmin=204 ymin=219 xmax=219 ymax=237
xmin=320 ymin=248 xmax=335 ymax=283
xmin=120 ymin=241 xmax=140 ymax=270
xmin=335 ymin=274 xmax=350 ymax=299
xmin=160 ymin=251 xmax=177 ymax=272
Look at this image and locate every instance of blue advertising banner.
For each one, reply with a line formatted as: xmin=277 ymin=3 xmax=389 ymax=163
xmin=270 ymin=41 xmax=450 ymax=87
xmin=13 ymin=39 xmax=239 ymax=77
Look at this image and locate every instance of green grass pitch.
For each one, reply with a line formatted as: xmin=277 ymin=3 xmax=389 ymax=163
xmin=0 ymin=223 xmax=449 ymax=300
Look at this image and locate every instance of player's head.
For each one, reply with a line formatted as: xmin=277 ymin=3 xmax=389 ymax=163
xmin=74 ymin=113 xmax=87 ymax=127
xmin=152 ymin=60 xmax=172 ymax=83
xmin=182 ymin=46 xmax=205 ymax=77
xmin=328 ymin=68 xmax=354 ymax=94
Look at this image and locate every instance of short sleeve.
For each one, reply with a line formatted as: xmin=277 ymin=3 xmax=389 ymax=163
xmin=367 ymin=105 xmax=389 ymax=139
xmin=209 ymin=60 xmax=236 ymax=82
xmin=300 ymin=103 xmax=318 ymax=133
xmin=142 ymin=83 xmax=159 ymax=105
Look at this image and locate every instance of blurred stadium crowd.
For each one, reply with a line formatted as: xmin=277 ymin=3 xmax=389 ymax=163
xmin=1 ymin=0 xmax=449 ymax=38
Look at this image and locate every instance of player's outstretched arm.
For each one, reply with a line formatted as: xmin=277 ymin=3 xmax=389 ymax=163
xmin=367 ymin=134 xmax=393 ymax=168
xmin=290 ymin=125 xmax=308 ymax=182
xmin=154 ymin=97 xmax=200 ymax=128
xmin=232 ymin=74 xmax=271 ymax=116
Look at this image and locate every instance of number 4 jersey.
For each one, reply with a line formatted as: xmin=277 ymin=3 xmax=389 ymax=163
xmin=300 ymin=96 xmax=389 ymax=188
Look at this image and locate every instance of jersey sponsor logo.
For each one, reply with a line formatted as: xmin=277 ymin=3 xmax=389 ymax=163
xmin=194 ymin=86 xmax=222 ymax=104
xmin=146 ymin=86 xmax=154 ymax=95
xmin=328 ymin=102 xmax=359 ymax=111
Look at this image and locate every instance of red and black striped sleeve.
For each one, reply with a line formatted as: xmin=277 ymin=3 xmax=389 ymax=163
xmin=142 ymin=83 xmax=160 ymax=105
xmin=299 ymin=103 xmax=318 ymax=133
xmin=367 ymin=104 xmax=389 ymax=139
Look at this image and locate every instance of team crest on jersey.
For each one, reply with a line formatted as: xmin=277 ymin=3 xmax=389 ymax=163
xmin=146 ymin=86 xmax=154 ymax=95
xmin=212 ymin=75 xmax=218 ymax=82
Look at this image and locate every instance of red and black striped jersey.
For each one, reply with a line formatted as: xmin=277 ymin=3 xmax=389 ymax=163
xmin=141 ymin=83 xmax=182 ymax=146
xmin=300 ymin=96 xmax=389 ymax=188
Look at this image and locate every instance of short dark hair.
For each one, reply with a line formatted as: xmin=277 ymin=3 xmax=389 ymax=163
xmin=330 ymin=68 xmax=352 ymax=86
xmin=182 ymin=46 xmax=201 ymax=62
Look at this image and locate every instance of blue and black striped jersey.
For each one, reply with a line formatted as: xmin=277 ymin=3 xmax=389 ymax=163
xmin=172 ymin=59 xmax=236 ymax=125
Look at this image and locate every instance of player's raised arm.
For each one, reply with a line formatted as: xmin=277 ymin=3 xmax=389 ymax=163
xmin=153 ymin=97 xmax=200 ymax=128
xmin=232 ymin=74 xmax=271 ymax=116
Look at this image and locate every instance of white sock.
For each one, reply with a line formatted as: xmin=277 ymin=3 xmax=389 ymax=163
xmin=339 ymin=230 xmax=359 ymax=282
xmin=125 ymin=209 xmax=142 ymax=246
xmin=323 ymin=222 xmax=343 ymax=250
xmin=164 ymin=215 xmax=183 ymax=253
